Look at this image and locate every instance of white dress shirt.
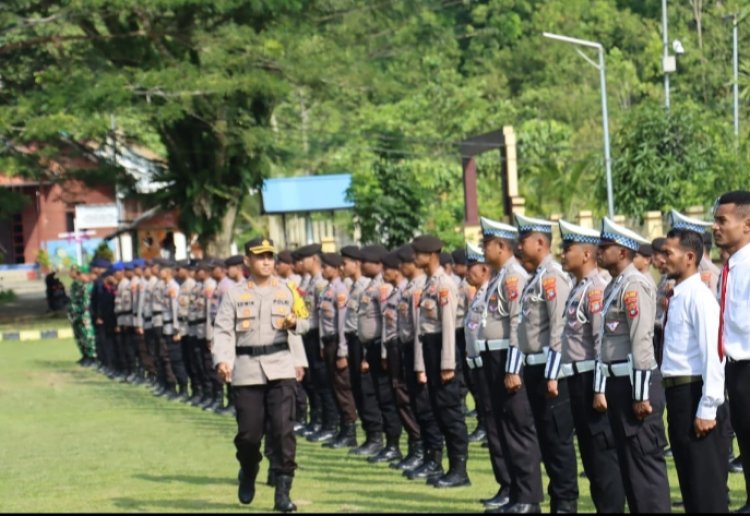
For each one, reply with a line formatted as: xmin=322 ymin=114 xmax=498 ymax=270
xmin=723 ymin=241 xmax=750 ymax=361
xmin=662 ymin=272 xmax=725 ymax=419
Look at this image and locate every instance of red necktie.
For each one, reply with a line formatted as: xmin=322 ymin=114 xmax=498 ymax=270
xmin=718 ymin=262 xmax=730 ymax=361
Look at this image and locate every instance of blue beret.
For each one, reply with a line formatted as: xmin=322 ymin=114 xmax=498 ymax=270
xmin=112 ymin=262 xmax=125 ymax=272
xmin=123 ymin=262 xmax=134 ymax=271
xmin=132 ymin=258 xmax=146 ymax=268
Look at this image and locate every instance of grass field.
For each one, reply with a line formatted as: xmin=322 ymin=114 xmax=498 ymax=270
xmin=0 ymin=339 xmax=745 ymax=513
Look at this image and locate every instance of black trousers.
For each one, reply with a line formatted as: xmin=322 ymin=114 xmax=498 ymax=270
xmin=605 ymin=374 xmax=670 ymax=513
xmin=421 ymin=333 xmax=468 ymax=458
xmin=727 ymin=359 xmax=750 ymax=505
xmin=346 ymin=333 xmax=383 ymax=436
xmin=235 ymin=379 xmax=297 ymax=476
xmin=96 ymin=325 xmax=110 ymax=367
xmin=190 ymin=337 xmax=210 ymax=393
xmin=455 ymin=328 xmax=469 ymax=403
xmin=666 ymin=380 xmax=729 ymax=513
xmin=403 ymin=339 xmax=443 ymax=452
xmin=385 ymin=339 xmax=420 ymax=441
xmin=294 ymin=382 xmax=307 ymax=424
xmin=301 ymin=330 xmax=322 ymax=425
xmin=321 ymin=336 xmax=358 ymax=425
xmin=473 ymin=355 xmax=511 ymax=489
xmin=483 ymin=349 xmax=542 ymax=504
xmin=365 ymin=339 xmax=402 ymax=440
xmin=164 ymin=333 xmax=187 ymax=387
xmin=524 ymin=364 xmax=579 ymax=505
xmin=117 ymin=327 xmax=136 ymax=374
xmin=567 ymin=371 xmax=624 ymax=513
xmin=201 ymin=341 xmax=222 ymax=397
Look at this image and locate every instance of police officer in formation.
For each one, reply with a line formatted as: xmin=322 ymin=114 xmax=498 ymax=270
xmin=68 ymin=191 xmax=750 ymax=513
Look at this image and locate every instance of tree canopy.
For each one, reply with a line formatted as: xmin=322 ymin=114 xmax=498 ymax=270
xmin=1 ymin=0 xmax=748 ymax=251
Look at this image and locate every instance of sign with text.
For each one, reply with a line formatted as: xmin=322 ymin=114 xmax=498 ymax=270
xmin=75 ymin=204 xmax=118 ymax=229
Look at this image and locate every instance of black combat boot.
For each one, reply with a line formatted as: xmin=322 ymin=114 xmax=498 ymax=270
xmin=467 ymin=423 xmax=487 ymax=443
xmin=405 ymin=448 xmax=443 ymax=481
xmin=177 ymin=383 xmax=190 ymax=402
xmin=188 ymin=385 xmax=204 ymax=406
xmin=301 ymin=411 xmax=322 ymax=438
xmin=481 ymin=486 xmax=511 ymax=509
xmin=368 ymin=434 xmax=402 ymax=463
xmin=273 ymin=475 xmax=297 ymax=513
xmin=324 ymin=422 xmax=357 ymax=449
xmin=349 ymin=433 xmax=383 ymax=457
xmin=432 ymin=454 xmax=471 ymax=488
xmin=550 ymin=499 xmax=577 ymax=514
xmin=238 ymin=463 xmax=259 ymax=505
xmin=391 ymin=439 xmax=422 ymax=470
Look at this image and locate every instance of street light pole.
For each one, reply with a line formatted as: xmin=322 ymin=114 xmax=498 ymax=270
xmin=542 ymin=32 xmax=615 ymax=218
xmin=663 ymin=0 xmax=670 ymax=110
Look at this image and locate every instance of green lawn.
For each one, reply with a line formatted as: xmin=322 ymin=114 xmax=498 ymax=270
xmin=0 ymin=339 xmax=745 ymax=513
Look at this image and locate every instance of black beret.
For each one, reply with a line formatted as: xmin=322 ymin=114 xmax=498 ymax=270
xmin=321 ymin=252 xmax=343 ymax=268
xmin=382 ymin=251 xmax=401 ymax=269
xmin=244 ymin=237 xmax=275 ymax=255
xmin=451 ymin=248 xmax=467 ymax=266
xmin=396 ymin=244 xmax=415 ymax=263
xmin=175 ymin=259 xmax=191 ymax=269
xmin=440 ymin=252 xmax=454 ymax=266
xmin=718 ymin=190 xmax=750 ymax=206
xmin=210 ymin=258 xmax=226 ymax=268
xmin=412 ymin=234 xmax=443 ymax=254
xmin=197 ymin=259 xmax=214 ymax=270
xmin=340 ymin=245 xmax=362 ymax=261
xmin=277 ymin=250 xmax=294 ymax=265
xmin=651 ymin=237 xmax=667 ymax=253
xmin=637 ymin=244 xmax=653 ymax=257
xmin=160 ymin=259 xmax=177 ymax=269
xmin=360 ymin=244 xmax=388 ymax=263
xmin=225 ymin=255 xmax=245 ymax=267
xmin=295 ymin=243 xmax=322 ymax=259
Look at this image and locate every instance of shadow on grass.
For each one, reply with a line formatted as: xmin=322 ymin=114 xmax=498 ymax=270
xmin=112 ymin=496 xmax=238 ymax=511
xmin=134 ymin=473 xmax=235 ymax=486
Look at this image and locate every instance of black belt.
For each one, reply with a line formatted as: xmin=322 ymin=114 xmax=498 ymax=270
xmin=115 ymin=311 xmax=130 ymax=316
xmin=188 ymin=318 xmax=207 ymax=326
xmin=236 ymin=342 xmax=289 ymax=357
xmin=143 ymin=316 xmax=152 ymax=322
xmin=662 ymin=375 xmax=701 ymax=389
xmin=178 ymin=317 xmax=188 ymax=322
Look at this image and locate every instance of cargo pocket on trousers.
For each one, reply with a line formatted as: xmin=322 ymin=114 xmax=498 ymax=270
xmin=632 ymin=423 xmax=667 ymax=456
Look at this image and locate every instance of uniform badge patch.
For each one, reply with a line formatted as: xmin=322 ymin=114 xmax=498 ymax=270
xmin=606 ymin=321 xmax=619 ymax=332
xmin=623 ymin=290 xmax=639 ymax=318
xmin=336 ymin=293 xmax=347 ymax=308
xmin=242 ymin=320 xmax=251 ymax=329
xmin=506 ymin=277 xmax=519 ymax=300
xmin=413 ymin=290 xmax=422 ymax=308
xmin=360 ymin=295 xmax=370 ymax=306
xmin=242 ymin=308 xmax=252 ymax=318
xmin=379 ymin=285 xmax=390 ymax=303
xmin=439 ymin=288 xmax=450 ymax=306
xmin=543 ymin=277 xmax=557 ymax=301
xmin=588 ymin=289 xmax=603 ymax=313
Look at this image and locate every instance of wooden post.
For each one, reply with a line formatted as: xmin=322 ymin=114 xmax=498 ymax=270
xmin=644 ymin=211 xmax=664 ymax=240
xmin=462 ymin=156 xmax=479 ymax=226
xmin=577 ymin=210 xmax=594 ymax=229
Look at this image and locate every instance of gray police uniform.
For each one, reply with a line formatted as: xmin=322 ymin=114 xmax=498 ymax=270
xmin=359 ymin=274 xmax=401 ymax=444
xmin=115 ymin=276 xmax=135 ymax=375
xmin=319 ymin=277 xmax=358 ymax=427
xmin=596 ymin=263 xmax=670 ymax=513
xmin=163 ymin=277 xmax=188 ymax=390
xmin=212 ymin=276 xmax=309 ymax=479
xmin=514 ymin=254 xmax=578 ymax=511
xmin=480 ymin=256 xmax=542 ymax=505
xmin=560 ymin=268 xmax=624 ymax=512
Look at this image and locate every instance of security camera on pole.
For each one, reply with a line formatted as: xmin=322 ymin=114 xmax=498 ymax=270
xmin=662 ymin=0 xmax=685 ymax=110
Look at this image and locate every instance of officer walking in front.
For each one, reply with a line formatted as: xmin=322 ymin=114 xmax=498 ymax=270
xmin=512 ymin=213 xmax=578 ymax=513
xmin=595 ymin=217 xmax=671 ymax=513
xmin=413 ymin=234 xmax=470 ymax=488
xmin=558 ymin=219 xmax=624 ymax=513
xmin=212 ymin=237 xmax=309 ymax=513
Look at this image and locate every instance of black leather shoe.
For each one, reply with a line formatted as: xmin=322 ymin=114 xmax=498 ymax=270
xmin=391 ymin=441 xmax=423 ymax=470
xmin=301 ymin=422 xmax=321 ymax=438
xmin=468 ymin=426 xmax=487 ymax=443
xmin=730 ymin=456 xmax=744 ymax=474
xmin=486 ymin=503 xmax=541 ymax=514
xmin=189 ymin=392 xmax=205 ymax=406
xmin=481 ymin=488 xmax=511 ymax=509
xmin=267 ymin=469 xmax=277 ymax=487
xmin=238 ymin=464 xmax=259 ymax=505
xmin=349 ymin=436 xmax=383 ymax=457
xmin=323 ymin=425 xmax=357 ymax=449
xmin=307 ymin=428 xmax=337 ymax=444
xmin=273 ymin=475 xmax=297 ymax=513
xmin=663 ymin=447 xmax=673 ymax=458
xmin=367 ymin=444 xmax=402 ymax=464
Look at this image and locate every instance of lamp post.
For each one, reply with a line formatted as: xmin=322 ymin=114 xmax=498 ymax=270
xmin=542 ymin=32 xmax=615 ymax=218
